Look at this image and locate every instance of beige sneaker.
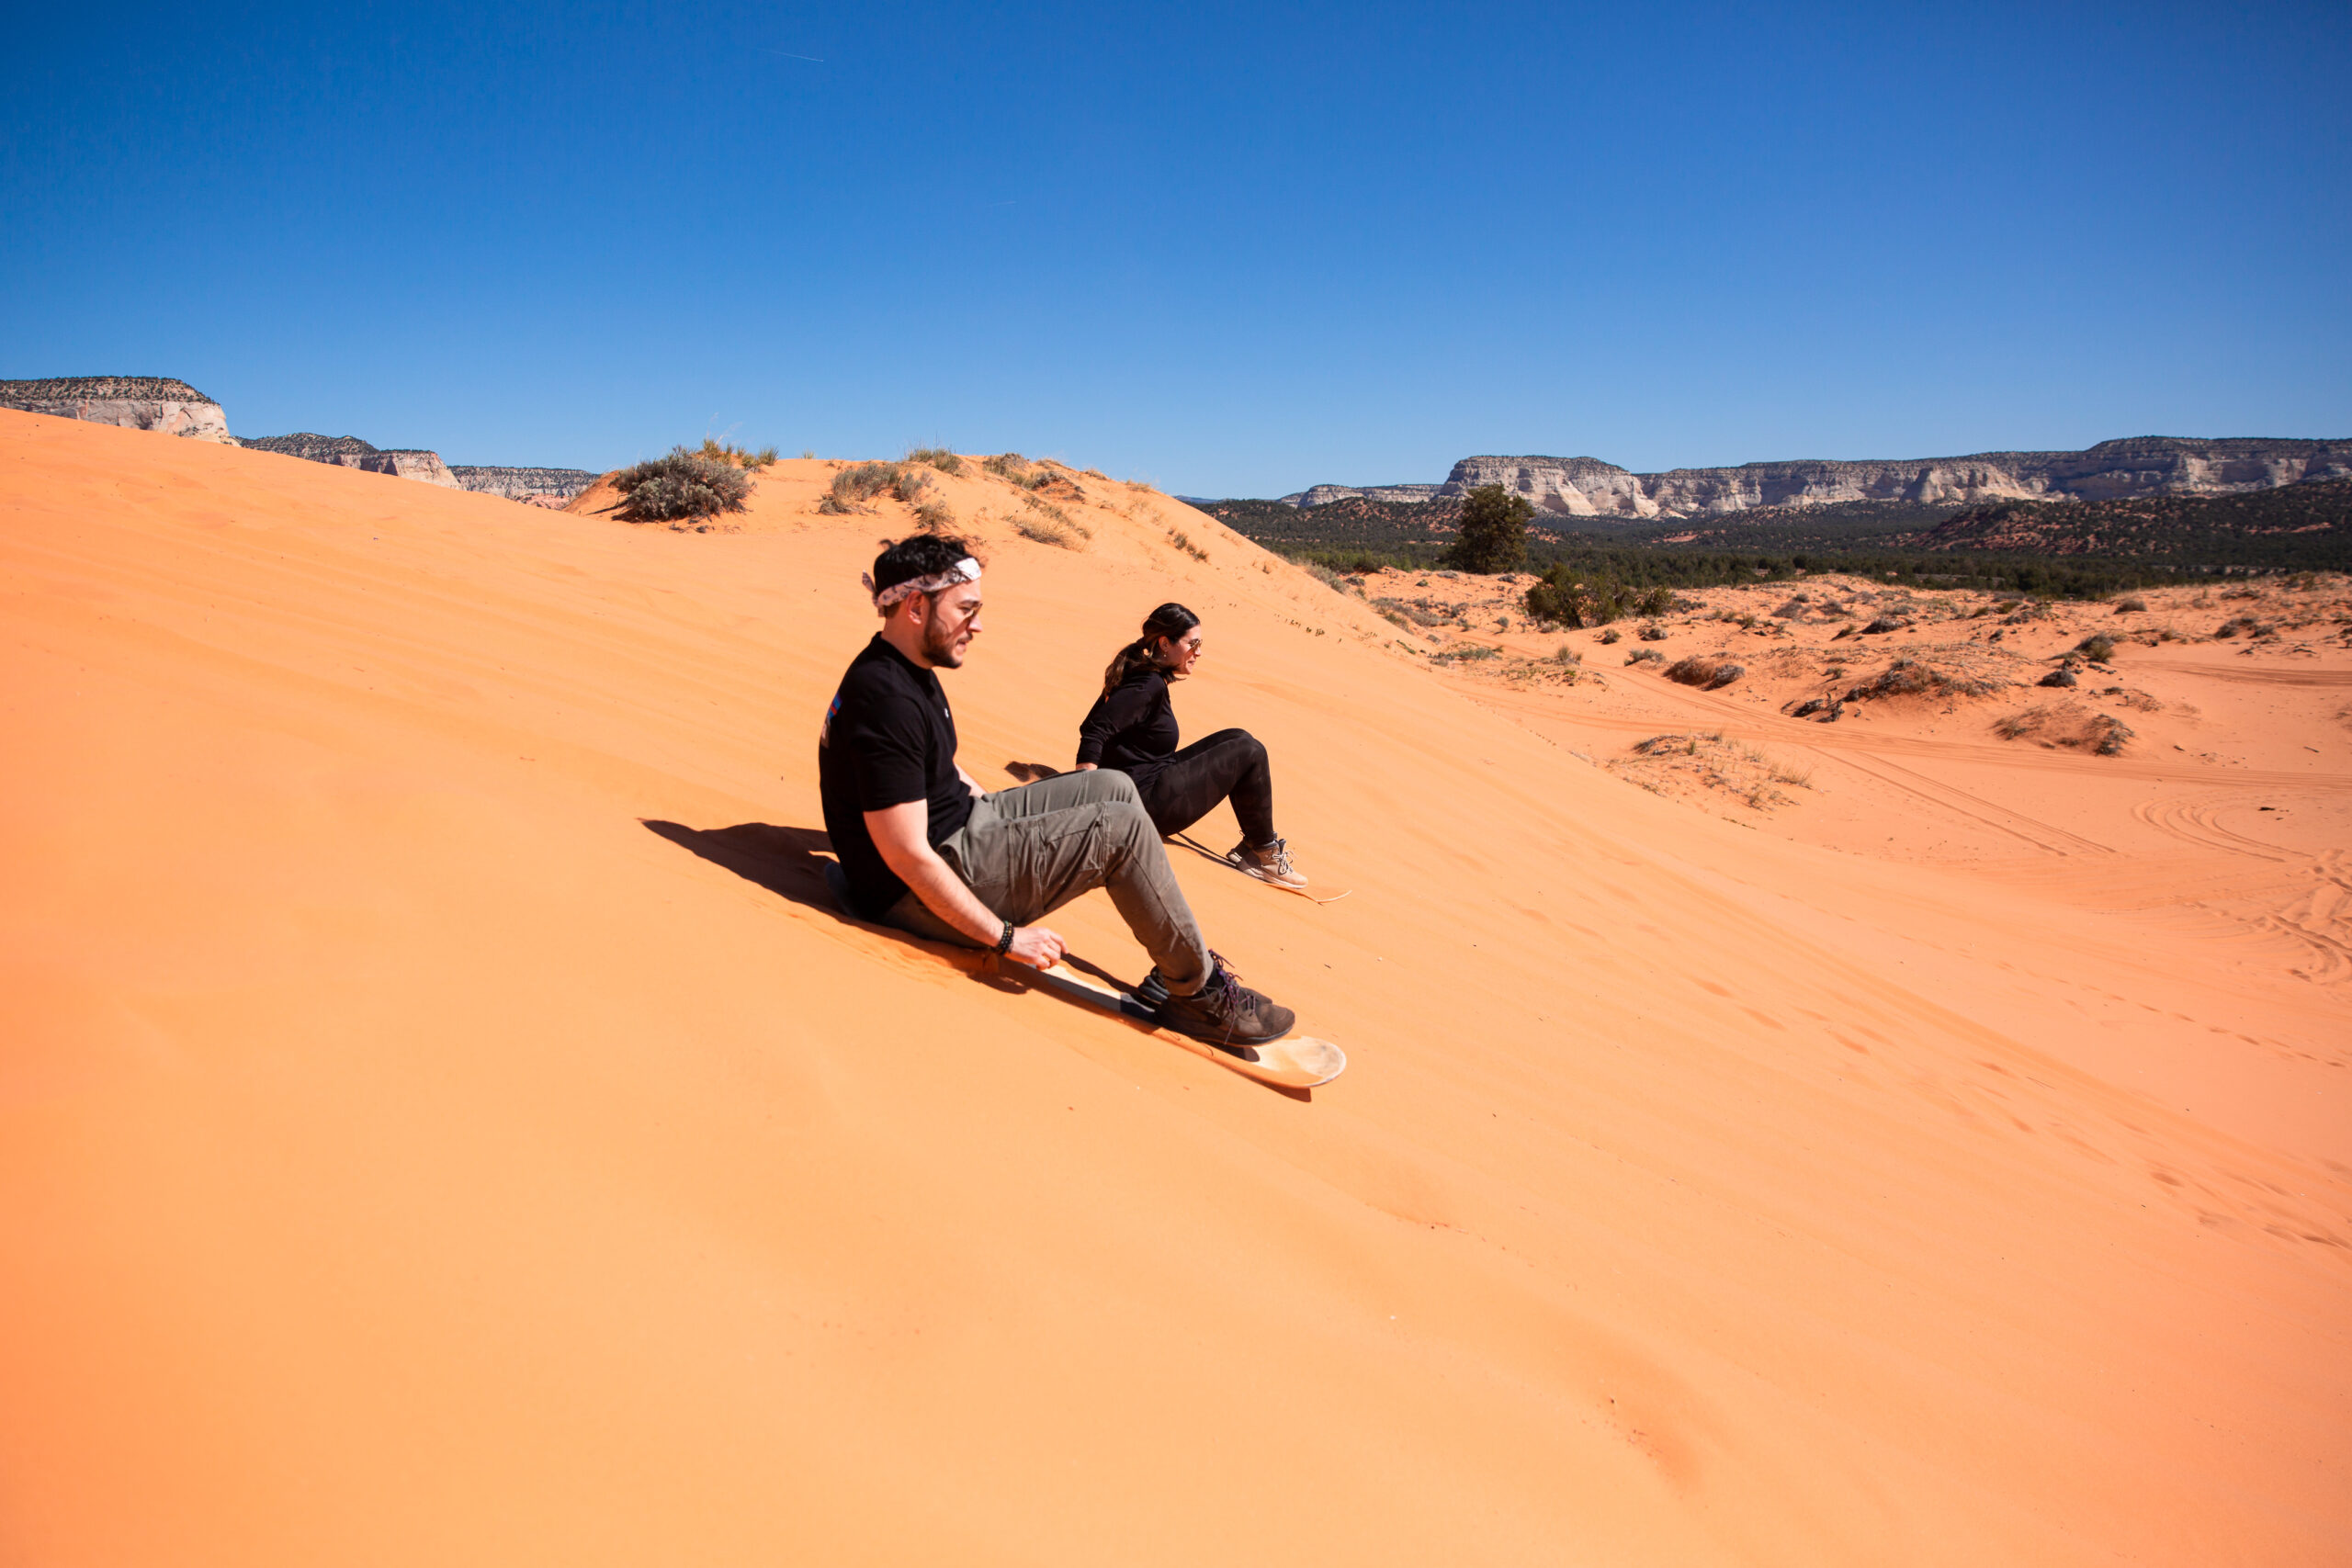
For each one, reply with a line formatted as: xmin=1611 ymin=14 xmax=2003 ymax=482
xmin=1228 ymin=836 xmax=1307 ymax=888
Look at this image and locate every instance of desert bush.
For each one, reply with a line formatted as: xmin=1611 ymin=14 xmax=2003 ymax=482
xmin=830 ymin=462 xmax=903 ymax=509
xmin=1848 ymin=658 xmax=2001 ymax=701
xmin=1525 ymin=568 xmax=1674 ymax=628
xmin=892 ymin=467 xmax=931 ymax=503
xmin=1302 ymin=560 xmax=1355 ymax=595
xmin=1373 ymin=597 xmax=1446 ymax=627
xmin=1625 ymin=647 xmax=1665 ymax=665
xmin=614 ymin=447 xmax=755 ymax=524
xmin=1429 ymin=645 xmax=1500 ymax=664
xmin=907 ymin=447 xmax=964 ymax=475
xmin=2094 ymin=716 xmax=2134 ymax=755
xmin=2075 ymin=633 xmax=2117 ymax=661
xmin=1600 ymin=627 xmax=1622 ymax=645
xmin=1860 ymin=616 xmax=1906 ymax=635
xmin=2039 ymin=666 xmax=2078 ymax=688
xmin=1638 ymin=622 xmax=1667 ymax=641
xmin=1552 ymin=643 xmax=1581 ymax=666
xmin=2214 ymin=615 xmax=2270 ymax=638
xmin=2113 ymin=596 xmax=2147 ymax=614
xmin=1168 ymin=529 xmax=1209 ymax=561
xmin=912 ymin=499 xmax=955 ymax=532
xmin=1664 ymin=657 xmax=1744 ymax=690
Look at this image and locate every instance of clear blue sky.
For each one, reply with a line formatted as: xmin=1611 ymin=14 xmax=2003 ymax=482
xmin=5 ymin=2 xmax=2346 ymax=496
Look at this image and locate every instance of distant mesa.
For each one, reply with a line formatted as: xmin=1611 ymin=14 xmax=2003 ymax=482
xmin=0 ymin=377 xmax=236 ymax=444
xmin=1277 ymin=482 xmax=1446 ymax=508
xmin=446 ymin=465 xmax=605 ymax=507
xmin=240 ymin=432 xmax=463 ymax=488
xmin=242 ymin=434 xmax=597 ymax=504
xmin=0 ymin=376 xmax=599 ymax=505
xmin=1260 ymin=437 xmax=2352 ymax=521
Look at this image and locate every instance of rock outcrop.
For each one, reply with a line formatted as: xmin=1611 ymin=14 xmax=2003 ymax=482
xmin=1278 ymin=482 xmax=1445 ymax=508
xmin=1433 ymin=457 xmax=1660 ymax=517
xmin=240 ymin=434 xmax=462 ymax=488
xmin=1321 ymin=437 xmax=2352 ymax=522
xmin=0 ymin=377 xmax=235 ymax=444
xmin=448 ymin=466 xmax=602 ymax=507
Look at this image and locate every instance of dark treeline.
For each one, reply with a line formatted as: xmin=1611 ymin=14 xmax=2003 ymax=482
xmin=1202 ymin=478 xmax=2352 ymax=597
xmin=1282 ymin=541 xmax=2289 ymax=601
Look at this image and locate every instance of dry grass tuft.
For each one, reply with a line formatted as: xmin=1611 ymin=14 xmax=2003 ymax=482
xmin=1664 ymin=656 xmax=1745 ymax=690
xmin=1013 ymin=496 xmax=1090 ymax=549
xmin=1610 ymin=731 xmax=1813 ymax=812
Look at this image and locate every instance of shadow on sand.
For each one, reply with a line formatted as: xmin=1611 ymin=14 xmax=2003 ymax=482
xmin=638 ymin=818 xmax=1309 ymax=1099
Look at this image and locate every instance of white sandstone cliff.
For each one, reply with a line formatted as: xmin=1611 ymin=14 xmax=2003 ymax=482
xmin=0 ymin=377 xmax=236 ymax=443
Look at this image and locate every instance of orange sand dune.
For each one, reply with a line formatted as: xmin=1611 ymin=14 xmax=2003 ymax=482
xmin=4 ymin=411 xmax=2347 ymax=1565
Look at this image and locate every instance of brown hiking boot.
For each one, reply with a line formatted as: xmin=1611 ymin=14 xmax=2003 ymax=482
xmin=1149 ymin=953 xmax=1295 ymax=1053
xmin=1227 ymin=836 xmax=1307 ymax=887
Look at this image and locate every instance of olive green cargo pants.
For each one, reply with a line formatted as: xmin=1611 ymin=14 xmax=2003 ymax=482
xmin=884 ymin=768 xmax=1214 ymax=995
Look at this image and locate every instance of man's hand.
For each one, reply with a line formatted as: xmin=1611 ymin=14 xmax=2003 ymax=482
xmin=866 ymin=798 xmax=1011 ymax=950
xmin=1075 ymin=761 xmax=1097 ymax=771
xmin=1005 ymin=925 xmax=1068 ymax=969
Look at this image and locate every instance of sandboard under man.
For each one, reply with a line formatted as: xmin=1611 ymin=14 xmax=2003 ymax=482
xmin=817 ymin=534 xmax=1295 ymax=1050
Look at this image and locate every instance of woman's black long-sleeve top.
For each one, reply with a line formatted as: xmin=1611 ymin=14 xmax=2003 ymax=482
xmin=1075 ymin=667 xmax=1179 ymax=777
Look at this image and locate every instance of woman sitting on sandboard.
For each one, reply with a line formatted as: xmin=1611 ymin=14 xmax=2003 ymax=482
xmin=1074 ymin=602 xmax=1307 ymax=887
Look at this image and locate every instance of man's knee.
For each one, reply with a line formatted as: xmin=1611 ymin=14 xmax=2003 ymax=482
xmin=1100 ymin=795 xmax=1159 ymax=853
xmin=1088 ymin=769 xmax=1142 ymax=805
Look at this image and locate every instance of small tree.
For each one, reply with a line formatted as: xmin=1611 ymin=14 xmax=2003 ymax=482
xmin=1448 ymin=484 xmax=1532 ymax=573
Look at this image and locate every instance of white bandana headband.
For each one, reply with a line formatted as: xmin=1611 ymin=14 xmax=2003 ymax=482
xmin=863 ymin=556 xmax=981 ymax=611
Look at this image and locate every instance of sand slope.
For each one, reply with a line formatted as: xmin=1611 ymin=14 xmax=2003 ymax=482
xmin=3 ymin=411 xmax=2346 ymax=1565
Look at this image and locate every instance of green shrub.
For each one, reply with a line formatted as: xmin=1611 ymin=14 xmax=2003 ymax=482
xmin=831 ymin=462 xmax=902 ymax=508
xmin=912 ymin=499 xmax=954 ymax=532
xmin=907 ymin=447 xmax=965 ymax=475
xmin=1524 ymin=564 xmax=1674 ymax=627
xmin=614 ymin=447 xmax=755 ymax=523
xmin=1599 ymin=627 xmax=1622 ymax=645
xmin=1625 ymin=648 xmax=1665 ymax=665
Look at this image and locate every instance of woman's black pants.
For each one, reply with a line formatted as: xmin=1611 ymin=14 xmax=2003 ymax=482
xmin=1125 ymin=728 xmax=1276 ymax=845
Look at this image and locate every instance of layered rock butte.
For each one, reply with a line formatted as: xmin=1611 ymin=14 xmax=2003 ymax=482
xmin=237 ymin=432 xmax=464 ymax=488
xmin=2 ymin=376 xmax=598 ymax=503
xmin=1284 ymin=437 xmax=2352 ymax=519
xmin=4 ymin=405 xmax=2348 ymax=1566
xmin=0 ymin=377 xmax=235 ymax=445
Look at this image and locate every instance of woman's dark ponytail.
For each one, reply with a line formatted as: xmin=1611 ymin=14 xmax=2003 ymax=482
xmin=1101 ymin=602 xmax=1199 ymax=698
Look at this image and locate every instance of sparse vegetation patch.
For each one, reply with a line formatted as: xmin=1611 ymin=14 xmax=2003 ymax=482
xmin=614 ymin=446 xmax=756 ymax=525
xmin=1664 ymin=656 xmax=1745 ymax=691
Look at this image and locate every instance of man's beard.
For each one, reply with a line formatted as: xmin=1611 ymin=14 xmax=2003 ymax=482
xmin=921 ymin=607 xmax=967 ymax=667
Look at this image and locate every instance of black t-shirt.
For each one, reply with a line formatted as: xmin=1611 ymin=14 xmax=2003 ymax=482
xmin=1075 ymin=666 xmax=1180 ymax=776
xmin=820 ymin=635 xmax=974 ymax=919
